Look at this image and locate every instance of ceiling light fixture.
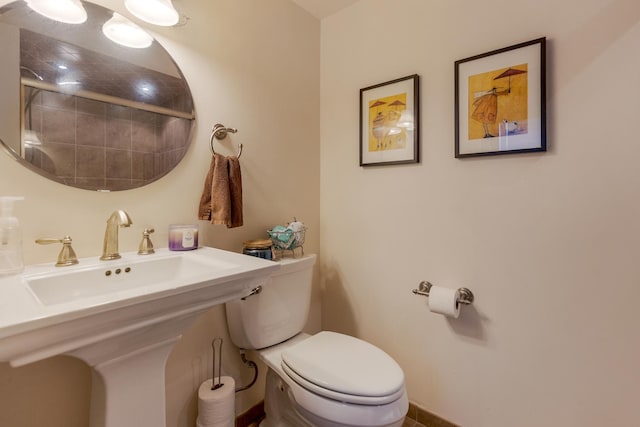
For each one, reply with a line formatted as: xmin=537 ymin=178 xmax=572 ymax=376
xmin=25 ymin=0 xmax=87 ymax=24
xmin=124 ymin=0 xmax=179 ymax=26
xmin=102 ymin=12 xmax=153 ymax=49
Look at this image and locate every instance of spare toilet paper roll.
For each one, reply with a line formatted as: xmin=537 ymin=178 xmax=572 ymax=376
xmin=197 ymin=376 xmax=235 ymax=427
xmin=428 ymin=285 xmax=461 ymax=318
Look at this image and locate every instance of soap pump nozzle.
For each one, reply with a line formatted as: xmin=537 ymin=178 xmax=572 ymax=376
xmin=0 ymin=196 xmax=25 ymax=275
xmin=0 ymin=196 xmax=24 ymax=213
xmin=0 ymin=197 xmax=23 ymax=244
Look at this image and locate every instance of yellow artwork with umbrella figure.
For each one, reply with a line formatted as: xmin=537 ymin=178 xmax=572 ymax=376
xmin=468 ymin=63 xmax=528 ymax=140
xmin=368 ymin=93 xmax=408 ymax=152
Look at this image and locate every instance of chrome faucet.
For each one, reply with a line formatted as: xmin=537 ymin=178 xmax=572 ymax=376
xmin=100 ymin=210 xmax=133 ymax=260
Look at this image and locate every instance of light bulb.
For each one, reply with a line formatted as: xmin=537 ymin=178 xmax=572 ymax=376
xmin=26 ymin=0 xmax=87 ymax=24
xmin=124 ymin=0 xmax=179 ymax=26
xmin=102 ymin=12 xmax=153 ymax=49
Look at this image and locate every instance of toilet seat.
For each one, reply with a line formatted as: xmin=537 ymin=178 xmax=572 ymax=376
xmin=281 ymin=331 xmax=405 ymax=405
xmin=282 ymin=362 xmax=405 ymax=405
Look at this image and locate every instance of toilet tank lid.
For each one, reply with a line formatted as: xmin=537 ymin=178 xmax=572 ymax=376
xmin=272 ymin=254 xmax=316 ymax=277
xmin=281 ymin=331 xmax=405 ymax=398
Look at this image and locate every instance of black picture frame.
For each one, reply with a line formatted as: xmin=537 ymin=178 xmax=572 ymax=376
xmin=455 ymin=38 xmax=546 ymax=158
xmin=359 ymin=74 xmax=419 ymax=166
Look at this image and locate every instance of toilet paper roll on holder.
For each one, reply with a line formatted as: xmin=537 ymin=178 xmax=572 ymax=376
xmin=412 ymin=281 xmax=474 ymax=305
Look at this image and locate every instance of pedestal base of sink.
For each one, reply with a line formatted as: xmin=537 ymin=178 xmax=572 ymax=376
xmin=87 ymin=337 xmax=179 ymax=427
xmin=69 ymin=311 xmax=200 ymax=427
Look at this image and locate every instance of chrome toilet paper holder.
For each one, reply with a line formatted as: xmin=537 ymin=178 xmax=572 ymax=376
xmin=412 ymin=281 xmax=474 ymax=305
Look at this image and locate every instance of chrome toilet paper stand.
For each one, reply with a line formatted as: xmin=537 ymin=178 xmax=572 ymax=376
xmin=412 ymin=281 xmax=475 ymax=305
xmin=211 ymin=337 xmax=224 ymax=390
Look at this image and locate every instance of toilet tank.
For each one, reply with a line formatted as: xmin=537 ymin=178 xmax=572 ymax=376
xmin=225 ymin=254 xmax=316 ymax=349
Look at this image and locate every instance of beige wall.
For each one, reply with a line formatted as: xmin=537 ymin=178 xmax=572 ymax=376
xmin=0 ymin=0 xmax=320 ymax=426
xmin=320 ymin=0 xmax=640 ymax=426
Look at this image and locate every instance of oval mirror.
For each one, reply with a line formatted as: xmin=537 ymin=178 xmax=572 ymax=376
xmin=0 ymin=0 xmax=195 ymax=191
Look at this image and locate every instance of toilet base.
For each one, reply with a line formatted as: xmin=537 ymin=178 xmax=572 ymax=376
xmin=261 ymin=368 xmax=405 ymax=427
xmin=261 ymin=368 xmax=313 ymax=427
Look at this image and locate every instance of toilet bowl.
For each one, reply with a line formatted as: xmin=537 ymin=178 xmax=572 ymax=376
xmin=260 ymin=332 xmax=408 ymax=427
xmin=225 ymin=255 xmax=408 ymax=427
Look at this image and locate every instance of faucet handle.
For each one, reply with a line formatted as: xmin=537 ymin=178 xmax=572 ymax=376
xmin=35 ymin=235 xmax=79 ymax=267
xmin=138 ymin=228 xmax=155 ymax=255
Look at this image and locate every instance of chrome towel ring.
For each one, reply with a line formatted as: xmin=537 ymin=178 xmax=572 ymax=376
xmin=210 ymin=123 xmax=242 ymax=158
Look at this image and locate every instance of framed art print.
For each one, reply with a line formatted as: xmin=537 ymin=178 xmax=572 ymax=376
xmin=360 ymin=74 xmax=419 ymax=166
xmin=455 ymin=38 xmax=546 ymax=158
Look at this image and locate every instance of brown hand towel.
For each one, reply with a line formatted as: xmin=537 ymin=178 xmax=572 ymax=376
xmin=198 ymin=153 xmax=243 ymax=228
xmin=227 ymin=156 xmax=243 ymax=228
xmin=198 ymin=155 xmax=217 ymax=220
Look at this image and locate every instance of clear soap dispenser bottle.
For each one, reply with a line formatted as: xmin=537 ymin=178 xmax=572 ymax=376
xmin=0 ymin=196 xmax=24 ymax=276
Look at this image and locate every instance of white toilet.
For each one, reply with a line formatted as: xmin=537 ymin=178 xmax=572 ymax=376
xmin=225 ymin=254 xmax=408 ymax=427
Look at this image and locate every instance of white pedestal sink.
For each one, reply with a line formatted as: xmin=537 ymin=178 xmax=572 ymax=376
xmin=0 ymin=246 xmax=278 ymax=427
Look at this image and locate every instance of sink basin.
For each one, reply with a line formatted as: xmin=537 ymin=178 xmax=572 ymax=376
xmin=25 ymin=251 xmax=236 ymax=306
xmin=0 ymin=246 xmax=279 ymax=427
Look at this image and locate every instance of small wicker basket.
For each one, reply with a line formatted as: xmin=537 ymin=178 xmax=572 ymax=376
xmin=267 ymin=226 xmax=306 ymax=256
